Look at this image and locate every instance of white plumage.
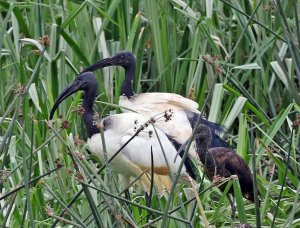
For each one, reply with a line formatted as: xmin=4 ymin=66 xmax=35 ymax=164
xmin=119 ymin=92 xmax=200 ymax=157
xmin=77 ymin=51 xmax=230 ymax=192
xmin=88 ymin=112 xmax=190 ymax=192
xmin=50 ymin=73 xmax=194 ymax=194
xmin=80 ymin=52 xmax=226 ymax=158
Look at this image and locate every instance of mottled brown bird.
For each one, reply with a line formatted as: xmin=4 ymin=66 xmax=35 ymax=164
xmin=192 ymin=124 xmax=254 ymax=218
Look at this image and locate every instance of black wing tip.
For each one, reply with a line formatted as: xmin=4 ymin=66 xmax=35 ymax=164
xmin=184 ymin=111 xmax=233 ymax=149
xmin=184 ymin=111 xmax=228 ymax=135
xmin=198 ymin=118 xmax=228 ymax=134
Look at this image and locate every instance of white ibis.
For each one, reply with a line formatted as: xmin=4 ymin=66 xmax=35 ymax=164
xmin=49 ymin=72 xmax=197 ymax=195
xmin=80 ymin=51 xmax=229 ymax=158
xmin=187 ymin=124 xmax=255 ymax=218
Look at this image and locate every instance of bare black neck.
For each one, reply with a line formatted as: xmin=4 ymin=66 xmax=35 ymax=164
xmin=121 ymin=64 xmax=135 ymax=98
xmin=82 ymin=90 xmax=100 ymax=138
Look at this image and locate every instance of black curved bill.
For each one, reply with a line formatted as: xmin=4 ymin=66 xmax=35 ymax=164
xmin=80 ymin=51 xmax=135 ymax=73
xmin=49 ymin=81 xmax=80 ymax=119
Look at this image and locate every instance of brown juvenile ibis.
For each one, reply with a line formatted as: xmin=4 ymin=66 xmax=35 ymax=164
xmin=181 ymin=124 xmax=255 ymax=218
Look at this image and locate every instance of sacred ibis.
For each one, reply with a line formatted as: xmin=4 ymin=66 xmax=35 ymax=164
xmin=49 ymin=72 xmax=197 ymax=194
xmin=183 ymin=124 xmax=255 ymax=218
xmin=80 ymin=51 xmax=229 ymax=158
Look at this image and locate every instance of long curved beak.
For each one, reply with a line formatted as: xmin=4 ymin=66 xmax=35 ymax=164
xmin=49 ymin=81 xmax=81 ymax=119
xmin=80 ymin=51 xmax=135 ymax=73
xmin=81 ymin=56 xmax=120 ymax=73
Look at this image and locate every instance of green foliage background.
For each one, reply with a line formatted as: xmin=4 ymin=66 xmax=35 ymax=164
xmin=0 ymin=0 xmax=299 ymax=227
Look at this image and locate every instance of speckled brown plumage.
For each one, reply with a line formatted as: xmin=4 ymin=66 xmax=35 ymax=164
xmin=204 ymin=147 xmax=254 ymax=202
xmin=194 ymin=124 xmax=254 ymax=202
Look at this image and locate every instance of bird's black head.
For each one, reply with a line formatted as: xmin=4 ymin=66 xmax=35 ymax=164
xmin=173 ymin=124 xmax=213 ymax=163
xmin=49 ymin=72 xmax=98 ymax=119
xmin=193 ymin=124 xmax=212 ymax=145
xmin=110 ymin=51 xmax=136 ymax=68
xmin=81 ymin=51 xmax=136 ymax=73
